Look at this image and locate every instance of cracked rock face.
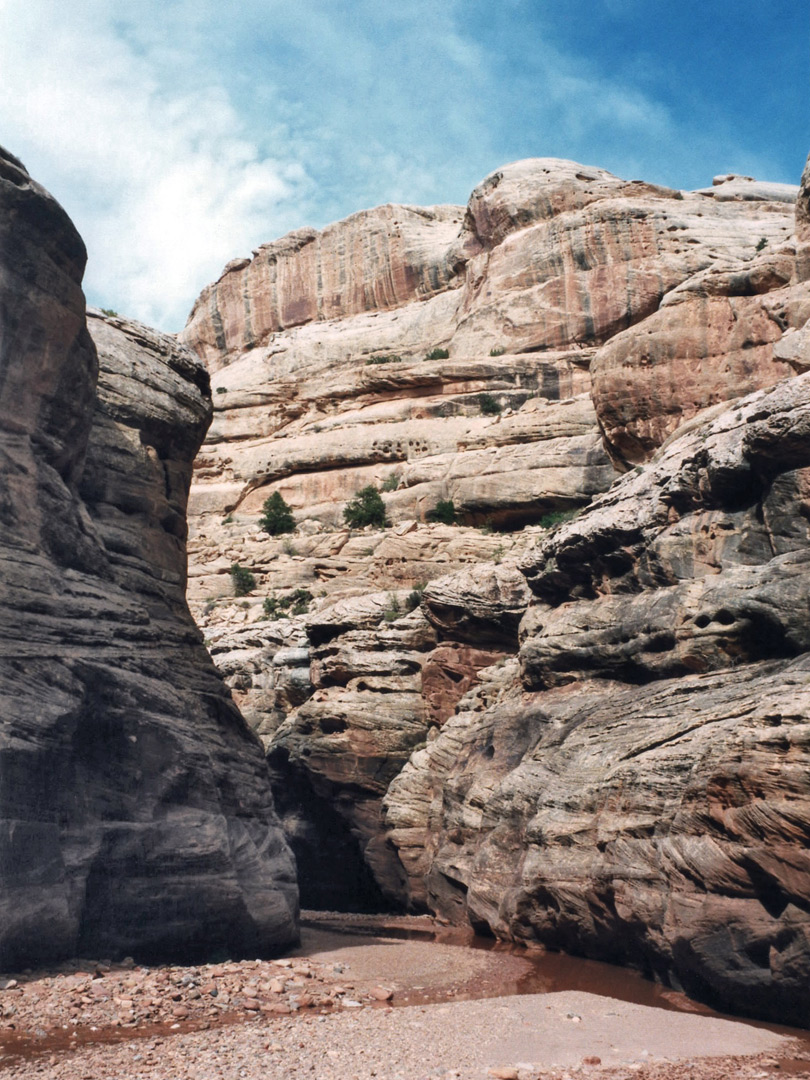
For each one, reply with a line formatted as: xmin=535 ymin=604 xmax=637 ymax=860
xmin=384 ymin=371 xmax=810 ymax=1026
xmin=0 ymin=147 xmax=298 ymax=967
xmin=182 ymin=150 xmax=810 ymax=1022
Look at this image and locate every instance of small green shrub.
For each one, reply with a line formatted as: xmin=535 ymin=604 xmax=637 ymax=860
xmin=222 ymin=513 xmax=234 ymax=525
xmin=405 ymin=583 xmax=426 ymax=612
xmin=381 ymin=473 xmax=400 ymax=492
xmin=365 ymin=353 xmax=402 ymax=365
xmin=755 ymin=237 xmax=768 ymax=252
xmin=230 ymin=563 xmax=256 ymax=596
xmin=263 ymin=588 xmax=313 ymax=620
xmin=538 ymin=507 xmax=581 ymax=529
xmin=344 ymin=486 xmax=387 ymax=529
xmin=263 ymin=596 xmax=282 ymax=618
xmin=492 ymin=543 xmax=505 ymax=564
xmin=259 ymin=491 xmax=295 ymax=536
xmin=281 ymin=537 xmax=298 ymax=556
xmin=478 ymin=393 xmax=502 ymax=416
xmin=101 ymin=308 xmax=119 ymax=317
xmin=489 ymin=345 xmax=506 ymax=357
xmin=215 ymin=386 xmax=227 ymax=394
xmin=427 ymin=499 xmax=457 ymax=525
xmin=425 ymin=347 xmax=449 ymax=360
xmin=384 ymin=593 xmax=402 ymax=622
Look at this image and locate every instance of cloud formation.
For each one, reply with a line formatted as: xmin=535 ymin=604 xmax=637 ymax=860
xmin=2 ymin=1 xmax=311 ymax=329
xmin=2 ymin=0 xmax=805 ymax=331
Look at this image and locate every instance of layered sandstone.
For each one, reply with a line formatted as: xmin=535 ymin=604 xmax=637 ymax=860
xmin=384 ymin=368 xmax=810 ymax=1027
xmin=183 ymin=152 xmax=810 ymax=1023
xmin=0 ymin=147 xmax=298 ymax=967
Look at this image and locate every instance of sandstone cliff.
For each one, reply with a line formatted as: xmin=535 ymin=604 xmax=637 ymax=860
xmin=183 ymin=153 xmax=809 ymax=1023
xmin=0 ymin=147 xmax=298 ymax=967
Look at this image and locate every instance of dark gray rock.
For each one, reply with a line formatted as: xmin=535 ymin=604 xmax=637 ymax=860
xmin=0 ymin=148 xmax=298 ymax=967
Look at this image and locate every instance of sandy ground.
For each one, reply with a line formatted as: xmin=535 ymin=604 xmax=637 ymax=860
xmin=1 ymin=916 xmax=808 ymax=1080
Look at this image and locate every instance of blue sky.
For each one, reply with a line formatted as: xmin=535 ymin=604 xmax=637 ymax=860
xmin=2 ymin=0 xmax=807 ymax=332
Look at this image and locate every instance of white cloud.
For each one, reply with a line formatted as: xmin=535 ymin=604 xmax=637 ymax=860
xmin=3 ymin=0 xmax=794 ymax=333
xmin=1 ymin=1 xmax=311 ymax=330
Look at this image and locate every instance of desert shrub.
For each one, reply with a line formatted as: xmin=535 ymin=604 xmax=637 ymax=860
xmin=427 ymin=499 xmax=457 ymax=525
xmin=263 ymin=596 xmax=282 ymax=618
xmin=263 ymin=588 xmax=313 ymax=620
xmin=405 ymin=583 xmax=426 ymax=612
xmin=384 ymin=593 xmax=402 ymax=622
xmin=101 ymin=308 xmax=118 ymax=317
xmin=478 ymin=393 xmax=502 ymax=416
xmin=755 ymin=237 xmax=768 ymax=252
xmin=221 ymin=513 xmax=234 ymax=525
xmin=489 ymin=345 xmax=506 ymax=357
xmin=539 ymin=507 xmax=581 ymax=529
xmin=230 ymin=563 xmax=256 ymax=596
xmin=215 ymin=386 xmax=227 ymax=394
xmin=425 ymin=347 xmax=449 ymax=360
xmin=381 ymin=473 xmax=400 ymax=492
xmin=344 ymin=485 xmax=387 ymax=529
xmin=259 ymin=491 xmax=295 ymax=536
xmin=365 ymin=354 xmax=402 ymax=365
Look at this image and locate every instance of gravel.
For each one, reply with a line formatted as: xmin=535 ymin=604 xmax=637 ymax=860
xmin=1 ymin=918 xmax=808 ymax=1080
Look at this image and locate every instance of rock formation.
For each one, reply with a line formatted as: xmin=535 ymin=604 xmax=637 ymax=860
xmin=0 ymin=147 xmax=298 ymax=968
xmin=183 ymin=151 xmax=810 ymax=1023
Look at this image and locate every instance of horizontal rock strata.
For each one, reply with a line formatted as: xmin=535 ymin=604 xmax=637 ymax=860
xmin=183 ymin=151 xmax=810 ymax=1022
xmin=384 ymin=372 xmax=810 ymax=1026
xmin=0 ymin=147 xmax=298 ymax=967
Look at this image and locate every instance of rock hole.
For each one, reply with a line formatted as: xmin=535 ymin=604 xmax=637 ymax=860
xmin=320 ymin=716 xmax=347 ymax=735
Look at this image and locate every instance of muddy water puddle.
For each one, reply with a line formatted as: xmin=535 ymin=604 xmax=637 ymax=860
xmin=301 ymin=913 xmax=810 ymax=1073
xmin=2 ymin=913 xmax=809 ymax=1072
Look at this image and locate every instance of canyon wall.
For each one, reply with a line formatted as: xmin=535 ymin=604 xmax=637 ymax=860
xmin=0 ymin=147 xmax=298 ymax=967
xmin=183 ymin=153 xmax=810 ymax=1022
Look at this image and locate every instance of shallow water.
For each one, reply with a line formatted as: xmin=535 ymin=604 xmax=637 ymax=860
xmin=2 ymin=915 xmax=809 ymax=1073
xmin=301 ymin=912 xmax=810 ymax=1072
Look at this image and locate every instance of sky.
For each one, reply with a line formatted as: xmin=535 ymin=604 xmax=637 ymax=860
xmin=2 ymin=0 xmax=807 ymax=332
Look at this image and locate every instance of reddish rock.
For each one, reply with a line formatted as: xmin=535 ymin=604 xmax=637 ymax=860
xmin=421 ymin=643 xmax=506 ymax=725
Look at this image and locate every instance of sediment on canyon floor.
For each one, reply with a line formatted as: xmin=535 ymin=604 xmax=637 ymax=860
xmin=182 ymin=154 xmax=810 ymax=1025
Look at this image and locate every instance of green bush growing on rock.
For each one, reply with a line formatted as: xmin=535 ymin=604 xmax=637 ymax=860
xmin=478 ymin=393 xmax=502 ymax=416
xmin=263 ymin=588 xmax=313 ymax=620
xmin=489 ymin=345 xmax=506 ymax=356
xmin=427 ymin=499 xmax=457 ymax=525
xmin=756 ymin=237 xmax=768 ymax=252
xmin=101 ymin=308 xmax=118 ymax=317
xmin=259 ymin=491 xmax=295 ymax=535
xmin=384 ymin=593 xmax=402 ymax=622
xmin=405 ymin=583 xmax=426 ymax=612
xmin=344 ymin=485 xmax=387 ymax=529
xmin=381 ymin=473 xmax=401 ymax=492
xmin=230 ymin=563 xmax=256 ymax=596
xmin=425 ymin=347 xmax=449 ymax=360
xmin=263 ymin=596 xmax=282 ymax=618
xmin=215 ymin=386 xmax=227 ymax=394
xmin=365 ymin=353 xmax=402 ymax=365
xmin=538 ymin=507 xmax=581 ymax=529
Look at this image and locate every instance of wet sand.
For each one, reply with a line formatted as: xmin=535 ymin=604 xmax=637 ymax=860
xmin=1 ymin=914 xmax=808 ymax=1079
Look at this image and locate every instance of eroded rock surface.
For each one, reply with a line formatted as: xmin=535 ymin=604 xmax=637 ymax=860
xmin=0 ymin=147 xmax=298 ymax=967
xmin=183 ymin=151 xmax=810 ymax=1022
xmin=385 ymin=372 xmax=810 ymax=1025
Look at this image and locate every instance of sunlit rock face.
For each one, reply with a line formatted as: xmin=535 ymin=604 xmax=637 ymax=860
xmin=0 ymin=146 xmax=298 ymax=967
xmin=183 ymin=150 xmax=810 ymax=1024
